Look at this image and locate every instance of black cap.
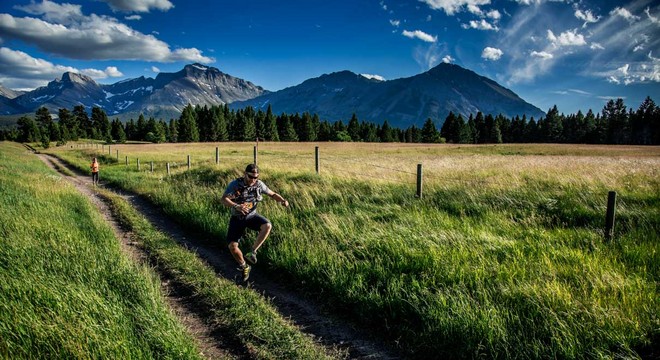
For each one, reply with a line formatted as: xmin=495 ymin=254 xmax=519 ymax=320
xmin=245 ymin=164 xmax=259 ymax=173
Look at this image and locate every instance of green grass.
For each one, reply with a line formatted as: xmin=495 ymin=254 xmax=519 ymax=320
xmin=49 ymin=141 xmax=660 ymax=359
xmin=0 ymin=142 xmax=203 ymax=359
xmin=96 ymin=184 xmax=340 ymax=359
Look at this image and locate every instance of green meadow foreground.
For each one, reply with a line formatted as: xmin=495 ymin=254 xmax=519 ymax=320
xmin=49 ymin=142 xmax=659 ymax=358
xmin=0 ymin=142 xmax=202 ymax=358
xmin=0 ymin=141 xmax=337 ymax=359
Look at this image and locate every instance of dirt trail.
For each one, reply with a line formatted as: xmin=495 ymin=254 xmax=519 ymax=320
xmin=38 ymin=153 xmax=401 ymax=360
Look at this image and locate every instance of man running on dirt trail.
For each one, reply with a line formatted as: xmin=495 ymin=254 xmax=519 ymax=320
xmin=221 ymin=164 xmax=289 ymax=281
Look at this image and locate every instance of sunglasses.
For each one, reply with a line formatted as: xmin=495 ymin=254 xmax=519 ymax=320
xmin=246 ymin=173 xmax=259 ymax=179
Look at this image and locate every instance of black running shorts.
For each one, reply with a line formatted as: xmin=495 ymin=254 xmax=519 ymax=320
xmin=226 ymin=213 xmax=270 ymax=244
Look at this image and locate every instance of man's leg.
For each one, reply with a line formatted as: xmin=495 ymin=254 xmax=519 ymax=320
xmin=228 ymin=241 xmax=245 ymax=265
xmin=226 ymin=217 xmax=247 ymax=265
xmin=252 ymin=222 xmax=272 ymax=253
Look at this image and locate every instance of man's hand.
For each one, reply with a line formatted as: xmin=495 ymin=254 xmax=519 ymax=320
xmin=234 ymin=203 xmax=250 ymax=215
xmin=281 ymin=200 xmax=289 ymax=207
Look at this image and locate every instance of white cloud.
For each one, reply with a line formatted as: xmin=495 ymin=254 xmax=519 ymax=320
xmin=14 ymin=0 xmax=82 ymax=24
xmin=598 ymin=62 xmax=660 ymax=85
xmin=402 ymin=29 xmax=437 ymax=42
xmin=125 ymin=15 xmax=141 ymax=20
xmin=590 ymin=43 xmax=604 ymax=50
xmin=442 ymin=55 xmax=454 ymax=63
xmin=0 ymin=6 xmax=213 ymax=63
xmin=610 ymin=7 xmax=640 ymax=23
xmin=568 ymin=89 xmax=591 ymax=95
xmin=531 ymin=51 xmax=553 ymax=59
xmin=462 ymin=19 xmax=498 ymax=31
xmin=360 ymin=73 xmax=386 ymax=81
xmin=486 ymin=9 xmax=501 ymax=20
xmin=481 ymin=47 xmax=503 ymax=60
xmin=413 ymin=43 xmax=444 ymax=69
xmin=646 ymin=7 xmax=659 ymax=25
xmin=418 ymin=0 xmax=490 ymax=16
xmin=81 ymin=66 xmax=124 ymax=79
xmin=467 ymin=4 xmax=483 ymax=16
xmin=547 ymin=29 xmax=587 ymax=47
xmin=0 ymin=47 xmax=121 ymax=90
xmin=390 ymin=19 xmax=400 ymax=26
xmin=100 ymin=0 xmax=174 ymax=13
xmin=151 ymin=66 xmax=160 ymax=73
xmin=574 ymin=9 xmax=600 ymax=27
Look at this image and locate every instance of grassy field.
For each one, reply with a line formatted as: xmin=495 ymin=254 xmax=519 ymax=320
xmin=50 ymin=141 xmax=659 ymax=358
xmin=0 ymin=142 xmax=203 ymax=358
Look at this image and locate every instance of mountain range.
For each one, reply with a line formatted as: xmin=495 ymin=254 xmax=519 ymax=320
xmin=0 ymin=63 xmax=545 ymax=128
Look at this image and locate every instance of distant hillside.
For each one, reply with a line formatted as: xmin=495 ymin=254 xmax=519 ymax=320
xmin=233 ymin=63 xmax=545 ymax=128
xmin=0 ymin=63 xmax=544 ymax=127
xmin=0 ymin=64 xmax=266 ymax=121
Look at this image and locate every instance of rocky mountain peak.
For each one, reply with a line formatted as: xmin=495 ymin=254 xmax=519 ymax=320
xmin=60 ymin=72 xmax=95 ymax=85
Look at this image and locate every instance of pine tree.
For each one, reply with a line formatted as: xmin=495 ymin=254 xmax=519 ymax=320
xmin=347 ymin=113 xmax=361 ymax=141
xmin=421 ymin=118 xmax=439 ymax=143
xmin=177 ymin=104 xmax=199 ymax=142
xmin=168 ymin=119 xmax=178 ymax=143
xmin=317 ymin=121 xmax=333 ymax=141
xmin=242 ymin=110 xmax=256 ymax=141
xmin=196 ymin=105 xmax=213 ymax=141
xmin=124 ymin=119 xmax=137 ymax=140
xmin=211 ymin=106 xmax=229 ymax=141
xmin=72 ymin=105 xmax=91 ymax=139
xmin=137 ymin=114 xmax=147 ymax=141
xmin=603 ymin=98 xmax=628 ymax=144
xmin=264 ymin=105 xmax=279 ymax=141
xmin=58 ymin=108 xmax=76 ymax=141
xmin=380 ymin=120 xmax=395 ymax=142
xmin=35 ymin=107 xmax=52 ymax=128
xmin=111 ymin=119 xmax=127 ymax=143
xmin=278 ymin=114 xmax=298 ymax=142
xmin=465 ymin=114 xmax=476 ymax=144
xmin=440 ymin=112 xmax=462 ymax=143
xmin=543 ymin=105 xmax=564 ymax=143
xmin=91 ymin=107 xmax=111 ymax=141
xmin=474 ymin=112 xmax=487 ymax=143
xmin=632 ymin=96 xmax=656 ymax=145
xmin=255 ymin=109 xmax=266 ymax=140
xmin=297 ymin=112 xmax=316 ymax=141
xmin=17 ymin=116 xmax=40 ymax=142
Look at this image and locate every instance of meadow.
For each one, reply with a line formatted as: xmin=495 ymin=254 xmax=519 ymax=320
xmin=50 ymin=141 xmax=659 ymax=359
xmin=0 ymin=142 xmax=203 ymax=358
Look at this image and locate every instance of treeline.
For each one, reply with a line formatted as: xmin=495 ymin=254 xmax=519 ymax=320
xmin=0 ymin=97 xmax=657 ymax=146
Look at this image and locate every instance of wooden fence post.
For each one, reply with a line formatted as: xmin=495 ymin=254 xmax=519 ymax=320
xmin=605 ymin=191 xmax=617 ymax=241
xmin=416 ymin=164 xmax=423 ymax=198
xmin=216 ymin=147 xmax=219 ymax=165
xmin=116 ymin=149 xmax=119 ymax=161
xmin=315 ymin=146 xmax=320 ymax=175
xmin=167 ymin=163 xmax=170 ymax=176
xmin=187 ymin=155 xmax=191 ymax=170
xmin=253 ymin=146 xmax=257 ymax=165
xmin=137 ymin=158 xmax=140 ymax=171
xmin=150 ymin=161 xmax=153 ymax=173
xmin=125 ymin=156 xmax=128 ymax=166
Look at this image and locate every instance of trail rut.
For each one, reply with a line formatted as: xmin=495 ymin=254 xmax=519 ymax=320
xmin=38 ymin=152 xmax=401 ymax=360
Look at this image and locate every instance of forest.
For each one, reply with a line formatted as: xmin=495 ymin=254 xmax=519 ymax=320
xmin=1 ymin=96 xmax=657 ymax=146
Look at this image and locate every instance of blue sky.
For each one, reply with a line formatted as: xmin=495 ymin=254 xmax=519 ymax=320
xmin=0 ymin=0 xmax=658 ymax=115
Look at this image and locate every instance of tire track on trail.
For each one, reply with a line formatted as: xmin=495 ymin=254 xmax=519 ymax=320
xmin=39 ymin=153 xmax=401 ymax=360
xmin=37 ymin=153 xmax=238 ymax=360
